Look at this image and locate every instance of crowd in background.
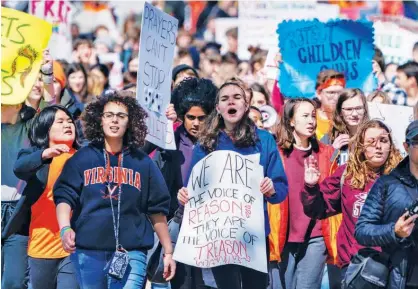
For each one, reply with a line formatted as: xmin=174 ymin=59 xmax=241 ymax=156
xmin=2 ymin=1 xmax=418 ymax=289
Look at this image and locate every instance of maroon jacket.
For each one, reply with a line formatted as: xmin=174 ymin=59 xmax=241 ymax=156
xmin=301 ymin=165 xmax=380 ymax=267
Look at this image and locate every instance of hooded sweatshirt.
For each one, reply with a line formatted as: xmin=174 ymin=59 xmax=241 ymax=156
xmin=53 ymin=143 xmax=170 ymax=251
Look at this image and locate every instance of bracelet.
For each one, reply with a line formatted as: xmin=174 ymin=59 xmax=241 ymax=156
xmin=40 ymin=71 xmax=53 ymax=76
xmin=42 ymin=74 xmax=53 ymax=85
xmin=163 ymin=252 xmax=173 ymax=257
xmin=60 ymin=226 xmax=72 ymax=238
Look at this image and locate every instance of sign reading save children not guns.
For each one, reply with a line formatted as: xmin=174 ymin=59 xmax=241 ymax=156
xmin=137 ymin=2 xmax=179 ymax=150
xmin=173 ymin=151 xmax=267 ymax=273
xmin=278 ymin=19 xmax=375 ymax=98
xmin=1 ymin=7 xmax=52 ymax=105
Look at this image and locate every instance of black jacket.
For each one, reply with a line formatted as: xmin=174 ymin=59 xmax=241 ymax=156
xmin=2 ymin=147 xmax=52 ymax=240
xmin=355 ymin=157 xmax=418 ymax=289
xmin=152 ymin=127 xmax=187 ymax=220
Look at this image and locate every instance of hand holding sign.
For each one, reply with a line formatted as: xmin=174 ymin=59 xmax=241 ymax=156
xmin=178 ymin=187 xmax=189 ymax=206
xmin=260 ymin=177 xmax=274 ymax=197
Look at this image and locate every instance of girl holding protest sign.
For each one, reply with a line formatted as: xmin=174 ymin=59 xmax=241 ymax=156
xmin=177 ymin=81 xmax=288 ymax=289
xmin=53 ymin=91 xmax=175 ymax=289
xmin=268 ymin=98 xmax=335 ymax=289
xmin=302 ymin=119 xmax=402 ymax=281
xmin=5 ymin=105 xmax=80 ymax=289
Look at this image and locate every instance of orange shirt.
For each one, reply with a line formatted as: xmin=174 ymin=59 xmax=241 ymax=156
xmin=316 ymin=113 xmax=331 ymax=141
xmin=28 ymin=150 xmax=75 ymax=259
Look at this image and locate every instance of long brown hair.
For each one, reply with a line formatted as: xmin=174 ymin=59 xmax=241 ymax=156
xmin=198 ymin=82 xmax=257 ymax=153
xmin=277 ymin=98 xmax=319 ymax=156
xmin=328 ymin=88 xmax=369 ymax=143
xmin=345 ymin=119 xmax=402 ymax=189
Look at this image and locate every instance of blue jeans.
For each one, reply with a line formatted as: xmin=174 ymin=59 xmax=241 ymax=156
xmin=1 ymin=234 xmax=30 ymax=289
xmin=29 ymin=256 xmax=79 ymax=289
xmin=270 ymin=237 xmax=327 ymax=289
xmin=70 ymin=249 xmax=147 ymax=289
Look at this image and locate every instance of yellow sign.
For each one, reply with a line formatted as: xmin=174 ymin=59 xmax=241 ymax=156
xmin=1 ymin=7 xmax=52 ymax=105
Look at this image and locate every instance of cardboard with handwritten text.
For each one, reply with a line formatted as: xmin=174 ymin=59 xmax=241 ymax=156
xmin=30 ymin=0 xmax=73 ymax=62
xmin=368 ymin=102 xmax=413 ymax=156
xmin=1 ymin=7 xmax=52 ymax=104
xmin=136 ymin=2 xmax=178 ymax=150
xmin=173 ymin=151 xmax=267 ymax=273
xmin=278 ymin=19 xmax=375 ymax=98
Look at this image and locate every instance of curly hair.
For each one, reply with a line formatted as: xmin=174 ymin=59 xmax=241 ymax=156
xmin=345 ymin=119 xmax=402 ymax=189
xmin=328 ymin=88 xmax=369 ymax=143
xmin=81 ymin=90 xmax=148 ymax=149
xmin=198 ymin=82 xmax=257 ymax=153
xmin=171 ymin=78 xmax=218 ymax=121
xmin=277 ymin=98 xmax=319 ymax=156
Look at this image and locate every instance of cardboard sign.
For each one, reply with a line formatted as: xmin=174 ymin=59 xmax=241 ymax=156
xmin=237 ymin=2 xmax=340 ymax=60
xmin=136 ymin=2 xmax=179 ymax=150
xmin=368 ymin=102 xmax=413 ymax=156
xmin=30 ymin=0 xmax=73 ymax=62
xmin=1 ymin=7 xmax=52 ymax=104
xmin=278 ymin=19 xmax=376 ymax=98
xmin=174 ymin=151 xmax=267 ymax=273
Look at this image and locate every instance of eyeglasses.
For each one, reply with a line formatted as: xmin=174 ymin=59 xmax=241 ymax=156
xmin=341 ymin=106 xmax=365 ymax=115
xmin=408 ymin=141 xmax=418 ymax=148
xmin=185 ymin=114 xmax=206 ymax=122
xmin=102 ymin=112 xmax=129 ymax=121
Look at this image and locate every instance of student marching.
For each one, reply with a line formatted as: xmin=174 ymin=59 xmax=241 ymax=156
xmin=2 ymin=2 xmax=418 ymax=289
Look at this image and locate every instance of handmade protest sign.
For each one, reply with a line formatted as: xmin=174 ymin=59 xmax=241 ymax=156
xmin=30 ymin=0 xmax=73 ymax=61
xmin=1 ymin=7 xmax=52 ymax=105
xmin=173 ymin=151 xmax=267 ymax=273
xmin=278 ymin=19 xmax=375 ymax=98
xmin=368 ymin=102 xmax=413 ymax=157
xmin=136 ymin=2 xmax=178 ymax=150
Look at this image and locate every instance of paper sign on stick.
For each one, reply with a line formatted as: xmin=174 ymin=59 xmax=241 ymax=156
xmin=136 ymin=2 xmax=178 ymax=150
xmin=1 ymin=7 xmax=52 ymax=105
xmin=174 ymin=151 xmax=267 ymax=273
xmin=278 ymin=19 xmax=375 ymax=98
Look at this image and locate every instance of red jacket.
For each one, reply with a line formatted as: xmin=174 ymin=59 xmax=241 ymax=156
xmin=268 ymin=142 xmax=342 ymax=264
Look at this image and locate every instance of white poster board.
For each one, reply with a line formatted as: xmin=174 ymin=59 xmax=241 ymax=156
xmin=237 ymin=2 xmax=340 ymax=60
xmin=137 ymin=2 xmax=178 ymax=150
xmin=30 ymin=0 xmax=73 ymax=61
xmin=368 ymin=102 xmax=413 ymax=156
xmin=174 ymin=151 xmax=267 ymax=273
xmin=373 ymin=20 xmax=418 ymax=65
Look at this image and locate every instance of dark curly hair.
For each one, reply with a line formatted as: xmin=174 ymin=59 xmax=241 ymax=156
xmin=81 ymin=90 xmax=148 ymax=149
xmin=171 ymin=78 xmax=218 ymax=121
xmin=199 ymin=82 xmax=258 ymax=153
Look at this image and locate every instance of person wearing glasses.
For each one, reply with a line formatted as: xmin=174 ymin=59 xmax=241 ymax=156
xmin=355 ymin=120 xmax=418 ymax=289
xmin=315 ymin=70 xmax=346 ymax=140
xmin=318 ymin=88 xmax=370 ymax=289
xmin=321 ymin=89 xmax=370 ymax=169
xmin=303 ymin=120 xmax=402 ymax=285
xmin=53 ymin=91 xmax=176 ymax=289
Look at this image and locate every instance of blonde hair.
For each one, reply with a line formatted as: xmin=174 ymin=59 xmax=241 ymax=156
xmin=345 ymin=119 xmax=402 ymax=189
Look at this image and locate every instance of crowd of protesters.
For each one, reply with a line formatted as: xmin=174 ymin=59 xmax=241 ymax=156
xmin=2 ymin=1 xmax=418 ymax=289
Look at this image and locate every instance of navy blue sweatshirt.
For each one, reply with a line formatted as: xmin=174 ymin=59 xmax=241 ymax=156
xmin=53 ymin=143 xmax=170 ymax=251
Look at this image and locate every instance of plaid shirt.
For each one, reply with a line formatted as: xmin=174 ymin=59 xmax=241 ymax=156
xmin=380 ymin=81 xmax=408 ymax=106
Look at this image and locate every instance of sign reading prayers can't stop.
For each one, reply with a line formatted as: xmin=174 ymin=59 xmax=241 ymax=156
xmin=136 ymin=2 xmax=178 ymax=150
xmin=174 ymin=151 xmax=267 ymax=273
